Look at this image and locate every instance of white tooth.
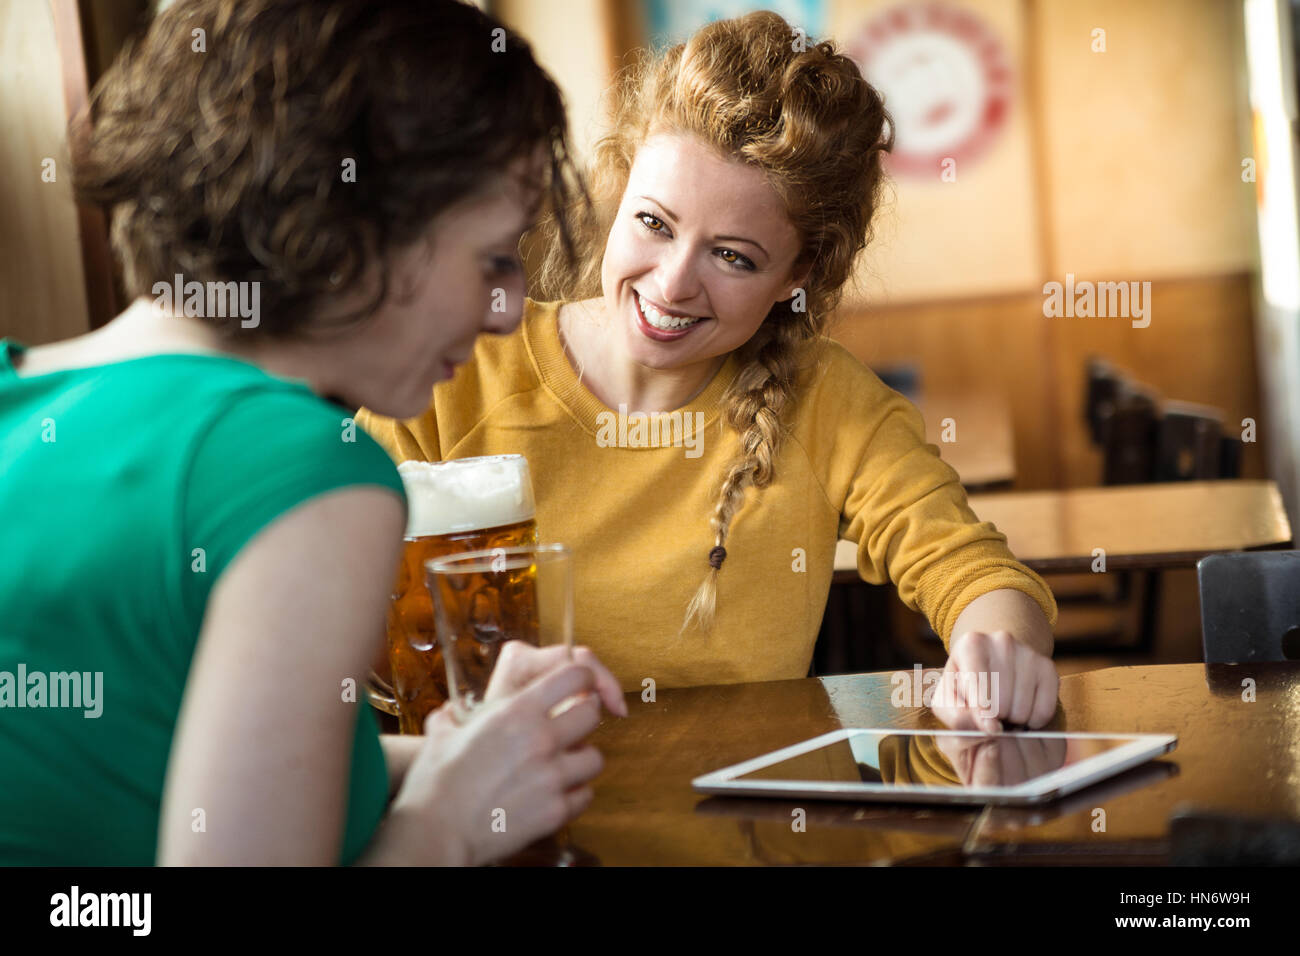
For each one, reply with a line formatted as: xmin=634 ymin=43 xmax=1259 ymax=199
xmin=639 ymin=293 xmax=700 ymax=330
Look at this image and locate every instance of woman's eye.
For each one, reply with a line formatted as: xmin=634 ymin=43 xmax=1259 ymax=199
xmin=487 ymin=255 xmax=521 ymax=276
xmin=637 ymin=212 xmax=666 ymax=233
xmin=717 ymin=248 xmax=755 ymax=272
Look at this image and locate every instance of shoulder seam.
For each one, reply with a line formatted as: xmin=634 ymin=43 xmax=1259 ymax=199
xmin=170 ymin=382 xmax=400 ymax=632
xmin=783 ymin=338 xmax=888 ymax=520
xmin=168 ymin=381 xmax=295 ymax=650
xmin=782 ymin=429 xmax=841 ymax=517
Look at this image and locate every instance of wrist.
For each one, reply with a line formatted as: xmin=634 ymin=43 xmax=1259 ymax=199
xmin=1016 ymin=630 xmax=1054 ymax=658
xmin=359 ymin=802 xmax=472 ymax=866
xmin=378 ymin=734 xmax=423 ymax=800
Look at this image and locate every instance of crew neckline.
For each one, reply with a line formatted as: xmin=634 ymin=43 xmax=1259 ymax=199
xmin=523 ymin=299 xmax=741 ymax=437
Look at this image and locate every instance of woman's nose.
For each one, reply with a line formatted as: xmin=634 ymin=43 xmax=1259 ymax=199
xmin=655 ymin=246 xmax=701 ymax=306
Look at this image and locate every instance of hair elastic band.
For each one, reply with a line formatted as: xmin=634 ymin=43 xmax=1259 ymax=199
xmin=708 ymin=546 xmax=727 ymax=570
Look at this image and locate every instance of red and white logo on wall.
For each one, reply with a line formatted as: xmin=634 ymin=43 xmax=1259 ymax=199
xmin=848 ymin=3 xmax=1013 ymax=178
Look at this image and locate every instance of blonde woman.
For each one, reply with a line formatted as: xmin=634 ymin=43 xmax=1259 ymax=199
xmin=359 ymin=12 xmax=1059 ymax=731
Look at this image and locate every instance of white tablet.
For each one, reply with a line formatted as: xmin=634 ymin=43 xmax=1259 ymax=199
xmin=692 ymin=729 xmax=1177 ymax=806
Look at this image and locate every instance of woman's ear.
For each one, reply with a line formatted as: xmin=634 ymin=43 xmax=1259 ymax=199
xmin=780 ymin=267 xmax=811 ymax=300
xmin=784 ymin=262 xmax=812 ymax=300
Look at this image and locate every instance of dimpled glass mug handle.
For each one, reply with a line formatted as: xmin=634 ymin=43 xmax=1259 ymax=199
xmin=367 ymin=602 xmax=403 ymax=717
xmin=366 ymin=669 xmax=400 ymax=716
xmin=367 ymin=548 xmax=429 ymax=726
xmin=368 ymin=595 xmax=417 ymax=719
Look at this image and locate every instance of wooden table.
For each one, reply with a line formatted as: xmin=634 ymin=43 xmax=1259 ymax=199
xmin=563 ymin=662 xmax=1300 ymax=865
xmin=917 ymin=391 xmax=1015 ymax=491
xmin=833 ymin=479 xmax=1292 ymax=580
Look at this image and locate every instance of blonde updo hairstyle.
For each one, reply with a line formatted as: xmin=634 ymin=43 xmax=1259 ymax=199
xmin=536 ymin=11 xmax=894 ymax=634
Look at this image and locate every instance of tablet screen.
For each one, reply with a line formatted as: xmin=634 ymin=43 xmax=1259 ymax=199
xmin=733 ymin=732 xmax=1139 ymax=789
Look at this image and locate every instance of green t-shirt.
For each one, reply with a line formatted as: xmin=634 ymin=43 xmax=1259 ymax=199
xmin=0 ymin=339 xmax=405 ymax=865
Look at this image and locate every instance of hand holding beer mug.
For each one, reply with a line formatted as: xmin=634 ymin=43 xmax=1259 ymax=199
xmin=369 ymin=455 xmax=539 ymax=734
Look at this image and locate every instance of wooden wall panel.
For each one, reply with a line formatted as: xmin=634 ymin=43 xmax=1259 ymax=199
xmin=1048 ymin=271 xmax=1266 ymax=488
xmin=832 ymin=272 xmax=1266 ymax=492
xmin=495 ymin=0 xmax=615 ymax=160
xmin=1036 ymin=0 xmax=1256 ymax=279
xmin=0 ymin=0 xmax=90 ymax=343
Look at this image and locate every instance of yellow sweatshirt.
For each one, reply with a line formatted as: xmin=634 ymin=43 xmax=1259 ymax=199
xmin=357 ymin=299 xmax=1056 ymax=692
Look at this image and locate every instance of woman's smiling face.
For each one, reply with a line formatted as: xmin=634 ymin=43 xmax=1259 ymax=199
xmin=600 ymin=131 xmax=808 ymax=372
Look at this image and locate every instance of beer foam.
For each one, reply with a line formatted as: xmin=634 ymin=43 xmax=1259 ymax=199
xmin=397 ymin=456 xmax=535 ymax=537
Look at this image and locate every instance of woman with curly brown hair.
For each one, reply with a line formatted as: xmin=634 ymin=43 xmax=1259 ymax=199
xmin=0 ymin=0 xmax=625 ymax=865
xmin=360 ymin=11 xmax=1060 ymax=731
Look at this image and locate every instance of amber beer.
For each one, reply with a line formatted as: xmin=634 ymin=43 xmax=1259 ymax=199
xmin=386 ymin=456 xmax=537 ymax=734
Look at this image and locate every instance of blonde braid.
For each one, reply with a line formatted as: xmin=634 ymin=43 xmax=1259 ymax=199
xmin=680 ymin=310 xmax=813 ymax=635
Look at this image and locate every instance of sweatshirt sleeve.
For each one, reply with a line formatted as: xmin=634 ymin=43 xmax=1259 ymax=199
xmin=354 ymin=402 xmax=444 ymax=465
xmin=815 ymin=346 xmax=1057 ymax=650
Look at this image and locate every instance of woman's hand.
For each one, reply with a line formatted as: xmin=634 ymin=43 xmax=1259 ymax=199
xmin=365 ymin=660 xmax=610 ymax=866
xmin=929 ymin=630 xmax=1059 ymax=733
xmin=485 ymin=641 xmax=628 ymax=717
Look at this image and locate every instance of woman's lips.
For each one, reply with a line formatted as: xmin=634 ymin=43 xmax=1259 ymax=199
xmin=633 ymin=293 xmax=708 ymax=342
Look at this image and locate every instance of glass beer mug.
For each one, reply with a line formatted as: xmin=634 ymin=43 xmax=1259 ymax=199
xmin=368 ymin=455 xmax=538 ymax=734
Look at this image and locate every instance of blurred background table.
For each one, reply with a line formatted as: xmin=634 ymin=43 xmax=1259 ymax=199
xmin=565 ymin=662 xmax=1300 ymax=865
xmin=915 ymin=391 xmax=1016 ymax=491
xmin=833 ymin=479 xmax=1292 ymax=581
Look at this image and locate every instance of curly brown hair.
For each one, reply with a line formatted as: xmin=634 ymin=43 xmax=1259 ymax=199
xmin=535 ymin=11 xmax=894 ymax=635
xmin=74 ymin=0 xmax=583 ymax=337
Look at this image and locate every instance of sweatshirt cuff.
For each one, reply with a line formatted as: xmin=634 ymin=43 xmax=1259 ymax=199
xmin=914 ymin=545 xmax=1059 ymax=650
